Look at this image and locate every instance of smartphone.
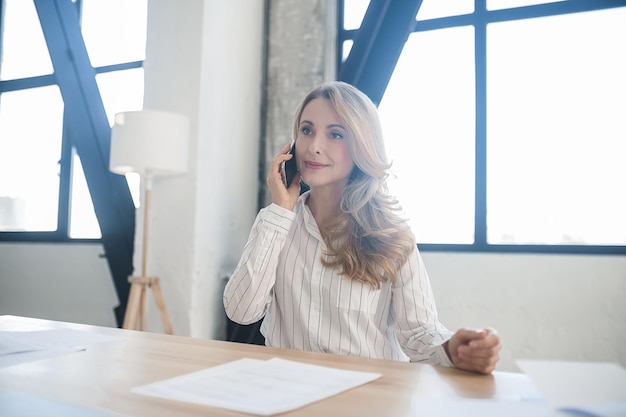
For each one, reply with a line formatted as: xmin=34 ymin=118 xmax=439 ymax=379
xmin=284 ymin=143 xmax=298 ymax=187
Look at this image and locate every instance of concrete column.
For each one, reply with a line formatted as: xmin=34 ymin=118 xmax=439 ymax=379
xmin=261 ymin=0 xmax=337 ymax=205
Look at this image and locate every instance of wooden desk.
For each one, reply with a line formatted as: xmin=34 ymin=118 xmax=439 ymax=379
xmin=0 ymin=315 xmax=538 ymax=417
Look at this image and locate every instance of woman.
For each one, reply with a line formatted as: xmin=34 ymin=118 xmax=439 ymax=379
xmin=224 ymin=81 xmax=500 ymax=374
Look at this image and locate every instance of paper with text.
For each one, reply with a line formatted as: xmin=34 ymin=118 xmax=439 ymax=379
xmin=132 ymin=357 xmax=382 ymax=416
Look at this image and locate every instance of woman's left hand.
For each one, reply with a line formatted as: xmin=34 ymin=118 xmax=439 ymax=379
xmin=445 ymin=328 xmax=501 ymax=375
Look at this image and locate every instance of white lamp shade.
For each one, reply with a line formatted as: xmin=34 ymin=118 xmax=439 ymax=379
xmin=110 ymin=110 xmax=190 ymax=177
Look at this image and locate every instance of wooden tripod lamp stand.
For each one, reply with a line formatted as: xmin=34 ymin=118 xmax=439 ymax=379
xmin=109 ymin=110 xmax=190 ymax=335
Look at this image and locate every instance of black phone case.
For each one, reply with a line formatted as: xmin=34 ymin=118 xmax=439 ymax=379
xmin=285 ymin=144 xmax=297 ymax=187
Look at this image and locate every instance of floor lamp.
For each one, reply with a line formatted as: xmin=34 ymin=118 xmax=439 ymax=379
xmin=109 ymin=110 xmax=190 ymax=335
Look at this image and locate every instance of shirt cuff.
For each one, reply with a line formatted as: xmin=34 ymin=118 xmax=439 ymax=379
xmin=262 ymin=203 xmax=296 ymax=233
xmin=435 ymin=343 xmax=454 ymax=367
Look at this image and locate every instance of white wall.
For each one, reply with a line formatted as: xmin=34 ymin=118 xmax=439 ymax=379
xmin=422 ymin=252 xmax=626 ymax=371
xmin=0 ymin=243 xmax=118 ymax=327
xmin=137 ymin=0 xmax=265 ymax=339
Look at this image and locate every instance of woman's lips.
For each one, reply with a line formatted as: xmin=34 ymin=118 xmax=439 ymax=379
xmin=304 ymin=161 xmax=327 ymax=169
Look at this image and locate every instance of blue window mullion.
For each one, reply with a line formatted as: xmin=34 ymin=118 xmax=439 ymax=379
xmin=56 ymin=111 xmax=72 ymax=236
xmin=475 ymin=0 xmax=488 ymax=248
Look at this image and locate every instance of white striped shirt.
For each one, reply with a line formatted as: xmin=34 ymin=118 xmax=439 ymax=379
xmin=224 ymin=192 xmax=453 ymax=365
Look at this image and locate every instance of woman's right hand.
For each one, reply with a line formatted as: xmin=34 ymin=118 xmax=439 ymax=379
xmin=267 ymin=143 xmax=302 ymax=210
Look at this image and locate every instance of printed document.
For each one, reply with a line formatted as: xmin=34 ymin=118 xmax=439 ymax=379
xmin=132 ymin=357 xmax=381 ymax=415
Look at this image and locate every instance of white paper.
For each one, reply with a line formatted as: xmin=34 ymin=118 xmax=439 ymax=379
xmin=517 ymin=359 xmax=626 ymax=417
xmin=0 ymin=391 xmax=129 ymax=417
xmin=0 ymin=329 xmax=124 ymax=368
xmin=0 ymin=332 xmax=44 ymax=355
xmin=409 ymin=365 xmax=565 ymax=417
xmin=411 ymin=398 xmax=568 ymax=417
xmin=132 ymin=357 xmax=382 ymax=416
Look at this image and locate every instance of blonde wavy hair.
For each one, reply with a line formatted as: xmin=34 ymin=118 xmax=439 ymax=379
xmin=292 ymin=81 xmax=416 ymax=289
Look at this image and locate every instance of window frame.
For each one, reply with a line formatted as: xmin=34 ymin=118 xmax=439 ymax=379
xmin=0 ymin=63 xmax=141 ymax=244
xmin=337 ymin=0 xmax=626 ymax=255
xmin=0 ymin=0 xmax=141 ymax=244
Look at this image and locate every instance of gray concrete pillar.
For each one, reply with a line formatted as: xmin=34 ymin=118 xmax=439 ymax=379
xmin=261 ymin=0 xmax=337 ymax=206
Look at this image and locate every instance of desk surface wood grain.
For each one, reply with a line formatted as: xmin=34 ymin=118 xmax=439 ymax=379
xmin=0 ymin=315 xmax=536 ymax=417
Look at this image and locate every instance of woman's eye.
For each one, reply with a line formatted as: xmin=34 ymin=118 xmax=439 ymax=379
xmin=330 ymin=131 xmax=344 ymax=139
xmin=301 ymin=126 xmax=312 ymax=135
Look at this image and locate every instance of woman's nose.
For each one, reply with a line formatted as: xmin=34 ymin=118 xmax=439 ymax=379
xmin=307 ymin=134 xmax=322 ymax=154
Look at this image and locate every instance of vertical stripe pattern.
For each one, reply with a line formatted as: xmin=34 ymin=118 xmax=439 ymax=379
xmin=223 ymin=193 xmax=454 ymax=366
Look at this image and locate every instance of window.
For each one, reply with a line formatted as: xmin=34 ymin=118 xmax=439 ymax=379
xmin=339 ymin=0 xmax=626 ymax=253
xmin=0 ymin=0 xmax=146 ymax=240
